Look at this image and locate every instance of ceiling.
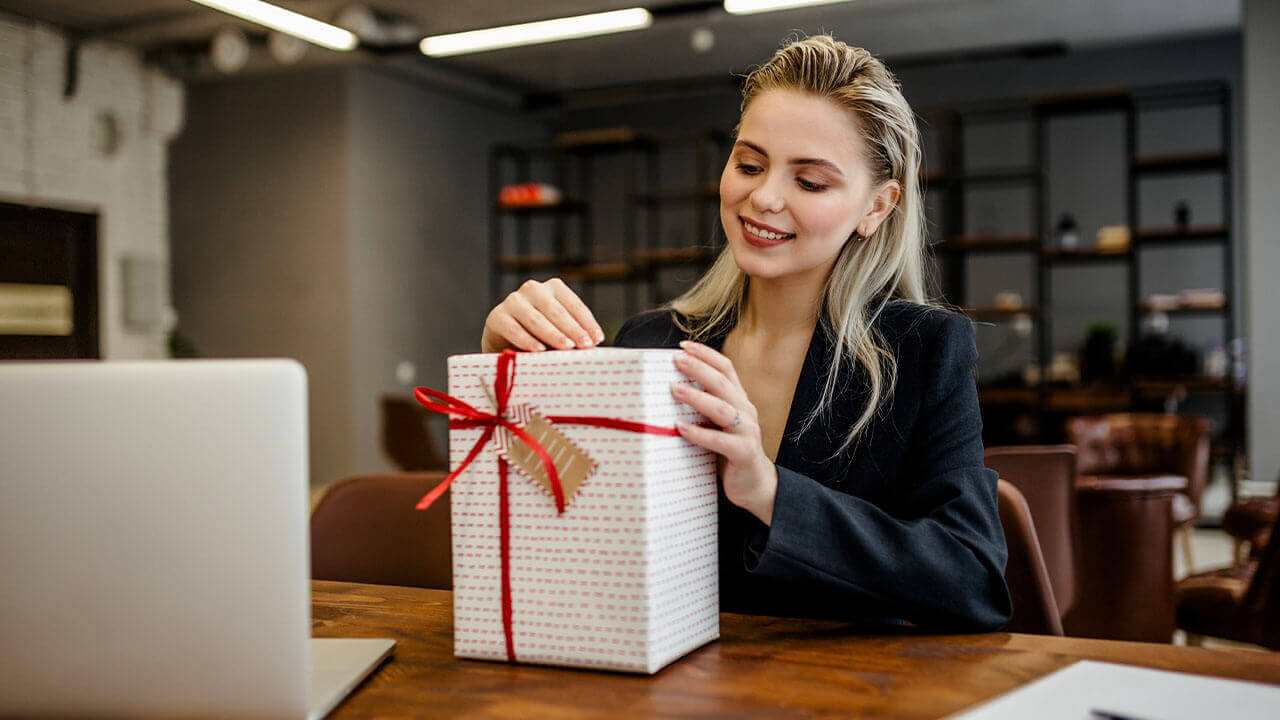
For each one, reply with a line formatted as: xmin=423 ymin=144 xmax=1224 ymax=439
xmin=0 ymin=0 xmax=1241 ymax=93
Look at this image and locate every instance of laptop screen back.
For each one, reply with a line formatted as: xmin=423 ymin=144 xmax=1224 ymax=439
xmin=0 ymin=360 xmax=311 ymax=718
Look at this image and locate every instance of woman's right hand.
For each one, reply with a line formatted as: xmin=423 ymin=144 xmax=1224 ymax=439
xmin=481 ymin=278 xmax=605 ymax=353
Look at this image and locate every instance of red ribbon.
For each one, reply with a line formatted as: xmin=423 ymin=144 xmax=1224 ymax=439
xmin=413 ymin=349 xmax=680 ymax=661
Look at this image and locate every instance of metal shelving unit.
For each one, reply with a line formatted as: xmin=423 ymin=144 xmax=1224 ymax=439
xmin=939 ymin=81 xmax=1240 ymax=469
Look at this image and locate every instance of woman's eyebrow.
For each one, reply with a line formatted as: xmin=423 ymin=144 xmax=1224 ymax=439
xmin=735 ymin=139 xmax=844 ymax=177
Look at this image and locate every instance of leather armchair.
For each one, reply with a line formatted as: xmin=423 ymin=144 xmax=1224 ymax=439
xmin=1065 ymin=413 xmax=1211 ymax=568
xmin=381 ymin=395 xmax=449 ymax=471
xmin=311 ymin=472 xmax=452 ymax=590
xmin=1177 ymin=511 xmax=1280 ymax=650
xmin=1221 ymin=478 xmax=1279 ymax=561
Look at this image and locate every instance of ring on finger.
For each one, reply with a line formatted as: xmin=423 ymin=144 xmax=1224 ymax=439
xmin=727 ymin=409 xmax=742 ymax=429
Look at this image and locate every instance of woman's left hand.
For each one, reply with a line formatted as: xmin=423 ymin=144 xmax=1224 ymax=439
xmin=671 ymin=340 xmax=778 ymax=526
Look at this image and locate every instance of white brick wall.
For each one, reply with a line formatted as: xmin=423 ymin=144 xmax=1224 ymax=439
xmin=0 ymin=13 xmax=183 ymax=359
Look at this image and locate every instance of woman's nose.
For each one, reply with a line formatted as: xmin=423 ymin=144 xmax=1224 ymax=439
xmin=749 ymin=174 xmax=786 ymax=214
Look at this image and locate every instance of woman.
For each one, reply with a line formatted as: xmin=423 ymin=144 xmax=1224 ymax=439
xmin=480 ymin=35 xmax=1011 ymax=631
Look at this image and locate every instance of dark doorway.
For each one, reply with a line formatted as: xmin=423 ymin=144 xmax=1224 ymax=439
xmin=0 ymin=201 xmax=99 ymax=359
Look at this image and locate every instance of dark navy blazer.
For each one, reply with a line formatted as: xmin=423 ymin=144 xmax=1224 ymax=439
xmin=614 ymin=300 xmax=1012 ymax=631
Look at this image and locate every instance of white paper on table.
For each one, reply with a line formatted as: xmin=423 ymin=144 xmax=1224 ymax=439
xmin=947 ymin=660 xmax=1280 ymax=720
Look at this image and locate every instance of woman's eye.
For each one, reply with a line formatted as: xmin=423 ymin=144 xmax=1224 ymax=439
xmin=797 ymin=178 xmax=828 ymax=192
xmin=735 ymin=162 xmax=763 ymax=175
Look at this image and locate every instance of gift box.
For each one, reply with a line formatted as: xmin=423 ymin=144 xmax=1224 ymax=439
xmin=416 ymin=348 xmax=720 ymax=674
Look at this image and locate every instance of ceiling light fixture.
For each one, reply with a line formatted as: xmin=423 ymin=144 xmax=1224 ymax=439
xmin=187 ymin=0 xmax=358 ymax=51
xmin=420 ymin=8 xmax=653 ymax=58
xmin=724 ymin=0 xmax=854 ymax=15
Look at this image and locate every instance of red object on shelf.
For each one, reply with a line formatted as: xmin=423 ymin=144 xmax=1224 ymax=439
xmin=497 ymin=183 xmax=563 ymax=208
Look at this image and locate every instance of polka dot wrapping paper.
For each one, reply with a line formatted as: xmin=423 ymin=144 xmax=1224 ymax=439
xmin=442 ymin=349 xmax=720 ymax=674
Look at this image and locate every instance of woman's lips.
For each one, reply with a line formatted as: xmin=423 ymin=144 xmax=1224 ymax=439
xmin=739 ymin=217 xmax=795 ymax=248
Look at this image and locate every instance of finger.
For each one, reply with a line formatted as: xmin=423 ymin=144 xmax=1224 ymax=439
xmin=487 ymin=310 xmax=546 ymax=352
xmin=676 ymin=420 xmax=747 ymax=459
xmin=678 ymin=340 xmax=740 ymax=383
xmin=671 ymin=382 xmax=741 ymax=430
xmin=523 ymin=281 xmax=594 ymax=348
xmin=548 ymin=278 xmax=605 ymax=344
xmin=674 ymin=351 xmax=749 ymax=407
xmin=505 ymin=292 xmax=576 ymax=350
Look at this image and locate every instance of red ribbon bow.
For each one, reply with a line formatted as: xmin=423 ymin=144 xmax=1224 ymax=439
xmin=413 ymin=349 xmax=680 ymax=661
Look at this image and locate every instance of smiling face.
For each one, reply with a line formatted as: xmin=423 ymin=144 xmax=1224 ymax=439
xmin=720 ymin=88 xmax=897 ymax=284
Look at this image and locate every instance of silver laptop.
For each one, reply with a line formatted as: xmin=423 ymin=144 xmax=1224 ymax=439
xmin=0 ymin=360 xmax=393 ymax=719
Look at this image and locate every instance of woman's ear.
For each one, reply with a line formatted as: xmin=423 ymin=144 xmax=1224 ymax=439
xmin=859 ymin=180 xmax=901 ymax=237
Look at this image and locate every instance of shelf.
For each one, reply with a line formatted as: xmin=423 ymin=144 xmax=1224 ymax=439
xmin=560 ymin=262 xmax=634 ymax=282
xmin=1131 ymin=150 xmax=1227 ymax=175
xmin=494 ymin=254 xmax=570 ymax=272
xmin=632 ymin=182 xmax=718 ymax=205
xmin=631 ymin=246 xmax=715 ymax=266
xmin=943 ymin=234 xmax=1040 ymax=253
xmin=1134 ymin=376 xmax=1234 ymax=396
xmin=954 ymin=167 xmax=1041 ymax=185
xmin=1044 ymin=387 xmax=1132 ymax=412
xmin=552 ymin=127 xmax=651 ymax=151
xmin=978 ymin=387 xmax=1038 ymax=405
xmin=495 ymin=200 xmax=588 ymax=215
xmin=1032 ymin=86 xmax=1131 ymax=114
xmin=1041 ymin=248 xmax=1131 ymax=263
xmin=1134 ymin=226 xmax=1228 ymax=245
xmin=962 ymin=305 xmax=1038 ymax=320
xmin=1138 ymin=301 xmax=1229 ymax=315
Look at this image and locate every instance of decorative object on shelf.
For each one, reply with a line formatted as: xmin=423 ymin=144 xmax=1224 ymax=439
xmin=497 ymin=183 xmax=563 ymax=209
xmin=1143 ymin=294 xmax=1180 ymax=312
xmin=1011 ymin=313 xmax=1033 ymax=337
xmin=993 ymin=291 xmax=1023 ymax=310
xmin=1095 ymin=225 xmax=1130 ymax=253
xmin=1080 ymin=321 xmax=1117 ymax=384
xmin=1174 ymin=200 xmax=1191 ymax=232
xmin=1178 ymin=288 xmax=1226 ymax=309
xmin=1204 ymin=342 xmax=1228 ymax=378
xmin=1048 ymin=352 xmax=1080 ymax=385
xmin=1056 ymin=214 xmax=1080 ymax=249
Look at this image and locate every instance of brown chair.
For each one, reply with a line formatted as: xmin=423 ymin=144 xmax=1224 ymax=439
xmin=381 ymin=395 xmax=448 ymax=471
xmin=1221 ymin=478 xmax=1279 ymax=561
xmin=311 ymin=472 xmax=452 ymax=590
xmin=996 ymin=479 xmax=1063 ymax=635
xmin=984 ymin=445 xmax=1081 ymax=618
xmin=1176 ymin=511 xmax=1280 ymax=650
xmin=1065 ymin=412 xmax=1211 ymax=568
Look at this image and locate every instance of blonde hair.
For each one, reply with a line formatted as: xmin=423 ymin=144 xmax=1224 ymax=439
xmin=668 ymin=34 xmax=933 ymax=454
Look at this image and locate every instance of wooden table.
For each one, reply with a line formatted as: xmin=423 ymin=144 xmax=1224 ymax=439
xmin=313 ymin=581 xmax=1280 ymax=718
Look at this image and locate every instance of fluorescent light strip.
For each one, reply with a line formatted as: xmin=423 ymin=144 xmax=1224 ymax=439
xmin=724 ymin=0 xmax=854 ymax=15
xmin=420 ymin=8 xmax=653 ymax=58
xmin=188 ymin=0 xmax=358 ymax=51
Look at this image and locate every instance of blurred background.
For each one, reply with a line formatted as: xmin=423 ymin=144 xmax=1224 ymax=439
xmin=0 ymin=1 xmax=1274 ymax=522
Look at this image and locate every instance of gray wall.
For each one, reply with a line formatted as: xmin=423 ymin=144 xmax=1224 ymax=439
xmin=1243 ymin=0 xmax=1280 ymax=481
xmin=345 ymin=66 xmax=547 ymax=476
xmin=171 ymin=66 xmax=548 ymax=487
xmin=171 ymin=70 xmax=355 ymax=489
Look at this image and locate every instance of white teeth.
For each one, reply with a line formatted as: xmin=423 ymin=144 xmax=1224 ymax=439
xmin=743 ymin=220 xmax=791 ymax=241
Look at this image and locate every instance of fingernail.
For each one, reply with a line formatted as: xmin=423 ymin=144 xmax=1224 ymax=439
xmin=593 ymin=329 xmax=605 ymax=343
xmin=678 ymin=340 xmax=693 ymax=349
xmin=670 ymin=382 xmax=684 ymax=394
xmin=577 ymin=335 xmax=592 ymax=347
xmin=533 ymin=343 xmax=546 ymax=352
